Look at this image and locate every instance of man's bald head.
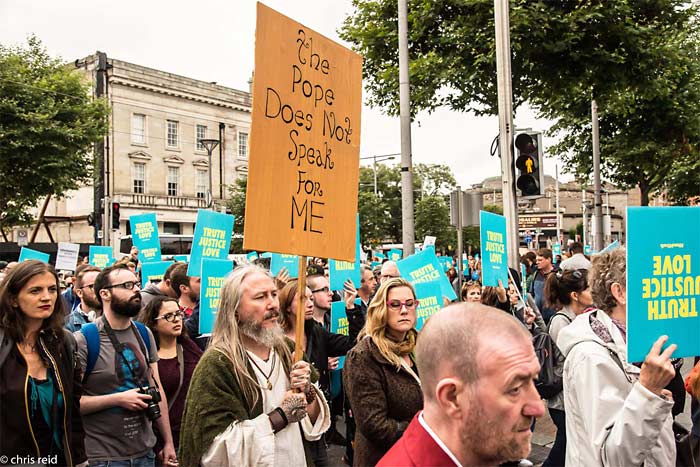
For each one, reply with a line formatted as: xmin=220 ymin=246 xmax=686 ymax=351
xmin=380 ymin=261 xmax=400 ymax=284
xmin=416 ymin=303 xmax=531 ymax=401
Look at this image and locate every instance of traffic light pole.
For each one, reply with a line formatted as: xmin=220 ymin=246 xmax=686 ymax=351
xmin=591 ymin=99 xmax=604 ymax=251
xmin=494 ymin=0 xmax=520 ymax=269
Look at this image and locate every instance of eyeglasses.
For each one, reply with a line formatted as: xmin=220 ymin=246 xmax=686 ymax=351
xmin=104 ymin=281 xmax=138 ymax=290
xmin=386 ymin=299 xmax=419 ymax=311
xmin=311 ymin=286 xmax=330 ymax=294
xmin=79 ymin=284 xmax=95 ymax=290
xmin=155 ymin=310 xmax=185 ymax=323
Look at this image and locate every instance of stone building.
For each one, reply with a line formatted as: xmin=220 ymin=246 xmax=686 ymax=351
xmin=468 ymin=175 xmax=646 ymax=247
xmin=11 ymin=52 xmax=251 ymax=252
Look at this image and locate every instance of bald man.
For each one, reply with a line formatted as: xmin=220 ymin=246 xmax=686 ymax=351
xmin=379 ymin=260 xmax=400 ymax=284
xmin=378 ymin=303 xmax=545 ymax=467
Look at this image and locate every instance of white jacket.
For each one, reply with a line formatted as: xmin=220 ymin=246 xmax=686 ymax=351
xmin=556 ymin=309 xmax=675 ymax=467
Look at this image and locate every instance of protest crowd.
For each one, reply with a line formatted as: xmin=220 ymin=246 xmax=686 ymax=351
xmin=0 ymin=238 xmax=698 ymax=467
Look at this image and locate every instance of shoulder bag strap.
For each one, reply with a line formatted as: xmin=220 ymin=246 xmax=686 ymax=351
xmin=168 ymin=343 xmax=185 ymax=411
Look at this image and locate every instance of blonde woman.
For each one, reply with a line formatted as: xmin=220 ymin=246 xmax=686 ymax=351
xmin=343 ymin=278 xmax=423 ymax=467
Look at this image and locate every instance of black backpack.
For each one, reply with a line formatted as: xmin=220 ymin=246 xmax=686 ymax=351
xmin=532 ymin=330 xmax=566 ymax=399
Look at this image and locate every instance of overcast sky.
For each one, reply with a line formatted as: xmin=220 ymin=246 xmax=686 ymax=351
xmin=0 ymin=0 xmax=569 ymax=188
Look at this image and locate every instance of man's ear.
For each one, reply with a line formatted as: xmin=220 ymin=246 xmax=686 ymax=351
xmin=99 ymin=289 xmax=110 ymax=303
xmin=435 ymin=378 xmax=469 ymax=419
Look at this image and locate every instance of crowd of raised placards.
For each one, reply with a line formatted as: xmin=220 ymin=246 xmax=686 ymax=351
xmin=0 ymin=242 xmax=698 ymax=467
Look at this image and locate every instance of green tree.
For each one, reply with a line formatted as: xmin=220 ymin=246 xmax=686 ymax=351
xmin=226 ymin=177 xmax=247 ymax=252
xmin=341 ymin=1 xmax=700 ymax=204
xmin=414 ymin=194 xmax=453 ymax=253
xmin=0 ymin=36 xmax=109 ymax=233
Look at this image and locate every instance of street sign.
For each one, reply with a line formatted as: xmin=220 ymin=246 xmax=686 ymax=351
xmin=16 ymin=229 xmax=28 ymax=247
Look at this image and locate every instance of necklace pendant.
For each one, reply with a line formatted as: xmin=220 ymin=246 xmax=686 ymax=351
xmin=267 ymin=380 xmax=273 ymax=390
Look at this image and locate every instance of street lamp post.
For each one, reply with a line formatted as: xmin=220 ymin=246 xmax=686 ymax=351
xmin=360 ymin=153 xmax=400 ymax=195
xmin=199 ymin=138 xmax=220 ymax=208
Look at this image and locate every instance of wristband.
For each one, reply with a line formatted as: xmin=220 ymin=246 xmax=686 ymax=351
xmin=268 ymin=407 xmax=289 ymax=433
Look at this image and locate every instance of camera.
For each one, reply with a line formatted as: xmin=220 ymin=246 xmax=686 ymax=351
xmin=139 ymin=386 xmax=162 ymax=421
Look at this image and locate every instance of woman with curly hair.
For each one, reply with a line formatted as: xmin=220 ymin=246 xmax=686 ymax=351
xmin=343 ymin=278 xmax=422 ymax=467
xmin=557 ymin=248 xmax=677 ymax=466
xmin=0 ymin=260 xmax=86 ymax=466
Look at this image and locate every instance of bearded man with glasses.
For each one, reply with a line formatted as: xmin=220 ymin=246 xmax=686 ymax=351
xmin=74 ymin=264 xmax=176 ymax=467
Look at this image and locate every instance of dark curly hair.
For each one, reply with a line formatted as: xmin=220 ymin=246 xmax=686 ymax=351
xmin=136 ymin=295 xmax=189 ymax=348
xmin=0 ymin=260 xmax=66 ymax=344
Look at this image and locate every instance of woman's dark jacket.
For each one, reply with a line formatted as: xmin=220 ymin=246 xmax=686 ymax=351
xmin=303 ymin=304 xmax=364 ymax=389
xmin=0 ymin=328 xmax=86 ymax=466
xmin=343 ymin=336 xmax=423 ymax=467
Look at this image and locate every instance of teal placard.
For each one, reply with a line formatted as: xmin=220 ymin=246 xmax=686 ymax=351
xmin=330 ymin=301 xmax=349 ymax=369
xmin=627 ymin=206 xmax=700 ymax=362
xmin=414 ymin=281 xmax=443 ymax=331
xmin=173 ymin=255 xmax=189 ymax=262
xmin=200 ymin=258 xmax=234 ymax=335
xmin=553 ymin=243 xmax=561 ymax=263
xmin=396 ymin=249 xmax=458 ymax=301
xmin=140 ymin=261 xmax=173 ymax=287
xmin=597 ymin=240 xmax=620 ymax=255
xmin=89 ymin=246 xmax=114 ymax=269
xmin=374 ymin=251 xmax=386 ymax=260
xmin=246 ymin=251 xmax=259 ymax=262
xmin=479 ymin=211 xmax=508 ymax=287
xmin=129 ymin=213 xmax=161 ymax=263
xmin=270 ymin=253 xmax=299 ymax=278
xmin=437 ymin=256 xmax=453 ymax=272
xmin=388 ymin=248 xmax=403 ymax=261
xmin=584 ymin=245 xmax=592 ymax=255
xmin=329 ymin=215 xmax=361 ymax=290
xmin=19 ymin=247 xmax=50 ymax=263
xmin=188 ymin=209 xmax=234 ymax=277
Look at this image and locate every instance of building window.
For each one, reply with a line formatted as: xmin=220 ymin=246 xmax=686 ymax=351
xmin=162 ymin=222 xmax=181 ymax=234
xmin=238 ymin=132 xmax=248 ymax=159
xmin=196 ymin=169 xmax=208 ymax=199
xmin=166 ymin=120 xmax=179 ymax=148
xmin=196 ymin=124 xmax=207 ymax=151
xmin=132 ymin=162 xmax=146 ymax=194
xmin=132 ymin=114 xmax=146 ymax=144
xmin=167 ymin=166 xmax=179 ymax=196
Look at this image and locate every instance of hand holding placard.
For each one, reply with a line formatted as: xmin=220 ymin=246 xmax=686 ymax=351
xmin=639 ymin=335 xmax=677 ymax=396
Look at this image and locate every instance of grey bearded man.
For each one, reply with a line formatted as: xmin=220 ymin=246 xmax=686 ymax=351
xmin=179 ymin=265 xmax=330 ymax=466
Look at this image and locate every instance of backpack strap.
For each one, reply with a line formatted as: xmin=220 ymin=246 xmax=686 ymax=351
xmin=133 ymin=321 xmax=152 ymax=358
xmin=80 ymin=323 xmax=100 ymax=379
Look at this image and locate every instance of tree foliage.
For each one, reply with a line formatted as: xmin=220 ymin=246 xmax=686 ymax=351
xmin=340 ymin=0 xmax=700 ymax=204
xmin=0 ymin=36 xmax=109 ymax=229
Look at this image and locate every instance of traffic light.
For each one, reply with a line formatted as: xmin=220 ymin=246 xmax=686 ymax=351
xmin=514 ymin=132 xmax=544 ymax=198
xmin=112 ymin=202 xmax=120 ymax=229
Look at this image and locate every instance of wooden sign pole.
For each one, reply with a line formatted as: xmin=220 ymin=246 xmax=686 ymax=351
xmin=294 ymin=255 xmax=307 ymax=362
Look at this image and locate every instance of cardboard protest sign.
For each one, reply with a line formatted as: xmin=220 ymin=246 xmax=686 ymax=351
xmin=423 ymin=236 xmax=436 ymax=247
xmin=479 ymin=211 xmax=508 ymax=287
xmin=329 ymin=215 xmax=361 ymax=290
xmin=19 ymin=247 xmax=49 ymax=263
xmin=89 ymin=246 xmax=114 ymax=268
xmin=627 ymin=206 xmax=700 ymax=362
xmin=414 ymin=281 xmax=443 ymax=331
xmin=187 ymin=209 xmax=234 ymax=277
xmin=396 ymin=249 xmax=457 ymax=301
xmin=243 ymin=4 xmax=362 ymax=261
xmin=270 ymin=253 xmax=299 ymax=278
xmin=55 ymin=242 xmax=80 ymax=271
xmin=200 ymin=258 xmax=234 ymax=335
xmin=140 ymin=261 xmax=174 ymax=288
xmin=388 ymin=249 xmax=403 ymax=262
xmin=129 ymin=213 xmax=161 ymax=263
xmin=330 ymin=301 xmax=349 ymax=369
